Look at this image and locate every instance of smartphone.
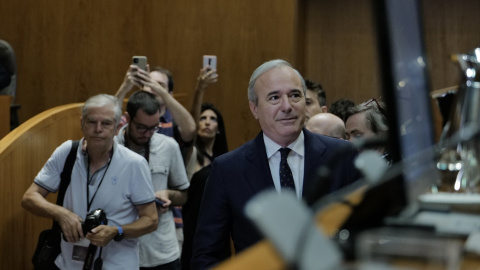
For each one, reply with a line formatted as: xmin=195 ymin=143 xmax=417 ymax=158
xmin=203 ymin=55 xmax=217 ymax=71
xmin=155 ymin=198 xmax=166 ymax=207
xmin=132 ymin=56 xmax=148 ymax=71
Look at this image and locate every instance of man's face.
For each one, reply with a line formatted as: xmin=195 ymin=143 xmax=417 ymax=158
xmin=81 ymin=105 xmax=117 ymax=150
xmin=345 ymin=111 xmax=376 ymax=142
xmin=145 ymin=71 xmax=168 ymax=116
xmin=149 ymin=71 xmax=170 ymax=92
xmin=305 ymin=89 xmax=326 ymax=121
xmin=127 ymin=109 xmax=161 ymax=147
xmin=249 ymin=66 xmax=306 ymax=146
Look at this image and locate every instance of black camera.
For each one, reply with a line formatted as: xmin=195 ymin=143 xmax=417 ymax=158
xmin=82 ymin=209 xmax=108 ymax=270
xmin=82 ymin=208 xmax=108 ymax=235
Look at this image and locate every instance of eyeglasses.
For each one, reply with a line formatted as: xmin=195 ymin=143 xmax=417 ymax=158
xmin=363 ymin=98 xmax=388 ymax=117
xmin=132 ymin=120 xmax=160 ymax=134
xmin=363 ymin=98 xmax=381 ymax=108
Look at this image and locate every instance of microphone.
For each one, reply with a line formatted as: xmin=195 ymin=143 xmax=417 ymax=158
xmin=305 ymin=136 xmax=389 ymax=206
xmin=310 ymin=149 xmax=389 ymax=214
xmin=245 ymin=189 xmax=343 ymax=270
xmin=245 ymin=124 xmax=480 ymax=267
xmin=243 ymin=151 xmax=390 ymax=269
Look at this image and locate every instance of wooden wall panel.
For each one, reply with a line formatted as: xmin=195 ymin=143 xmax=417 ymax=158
xmin=0 ymin=103 xmax=84 ymax=269
xmin=0 ymin=0 xmax=299 ymax=151
xmin=302 ymin=0 xmax=480 ymax=141
xmin=0 ymin=96 xmax=12 ymax=139
xmin=421 ymin=0 xmax=480 ymax=139
xmin=0 ymin=1 xmax=299 ymax=267
xmin=302 ymin=0 xmax=380 ymax=107
xmin=422 ymin=0 xmax=480 ymax=91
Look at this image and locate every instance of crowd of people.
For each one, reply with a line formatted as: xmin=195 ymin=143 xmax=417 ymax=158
xmin=22 ymin=58 xmax=390 ymax=269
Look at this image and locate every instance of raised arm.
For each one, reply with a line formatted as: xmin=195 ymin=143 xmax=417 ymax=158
xmin=191 ymin=67 xmax=219 ymax=123
xmin=163 ymin=94 xmax=197 ymax=143
xmin=114 ymin=65 xmax=144 ymax=106
xmin=136 ymin=68 xmax=197 ymax=143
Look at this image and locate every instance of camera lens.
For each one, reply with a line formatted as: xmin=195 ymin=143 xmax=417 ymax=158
xmin=133 ymin=58 xmax=139 ymax=63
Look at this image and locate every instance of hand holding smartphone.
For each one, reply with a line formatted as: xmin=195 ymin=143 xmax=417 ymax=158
xmin=203 ymin=55 xmax=217 ymax=72
xmin=155 ymin=198 xmax=167 ymax=207
xmin=132 ymin=56 xmax=148 ymax=71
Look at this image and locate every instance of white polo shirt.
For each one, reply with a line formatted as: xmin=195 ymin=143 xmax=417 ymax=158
xmin=34 ymin=139 xmax=155 ymax=270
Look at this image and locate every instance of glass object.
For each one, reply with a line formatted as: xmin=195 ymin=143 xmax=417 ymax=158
xmin=436 ymin=48 xmax=480 ymax=193
xmin=356 ymin=227 xmax=463 ymax=270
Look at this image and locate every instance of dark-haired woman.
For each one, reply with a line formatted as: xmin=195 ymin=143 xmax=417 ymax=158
xmin=181 ymin=67 xmax=230 ymax=270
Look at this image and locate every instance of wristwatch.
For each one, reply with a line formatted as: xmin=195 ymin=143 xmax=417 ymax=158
xmin=114 ymin=226 xmax=124 ymax=242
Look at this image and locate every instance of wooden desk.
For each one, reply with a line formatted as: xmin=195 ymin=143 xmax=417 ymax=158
xmin=215 ymin=186 xmax=480 ymax=269
xmin=215 ymin=186 xmax=367 ymax=270
xmin=0 ymin=95 xmax=12 ymax=139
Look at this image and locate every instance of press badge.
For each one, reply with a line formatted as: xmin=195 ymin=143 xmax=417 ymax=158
xmin=72 ymin=238 xmax=89 ymax=261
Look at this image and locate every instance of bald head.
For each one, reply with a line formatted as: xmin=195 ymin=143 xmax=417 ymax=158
xmin=306 ymin=113 xmax=346 ymax=139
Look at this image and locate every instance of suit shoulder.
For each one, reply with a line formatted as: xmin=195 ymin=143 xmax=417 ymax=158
xmin=311 ymin=131 xmax=354 ymax=147
xmin=307 ymin=132 xmax=358 ymax=158
xmin=214 ymin=138 xmax=256 ymax=164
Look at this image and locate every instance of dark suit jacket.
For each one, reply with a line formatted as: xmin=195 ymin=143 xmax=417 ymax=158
xmin=191 ymin=129 xmax=359 ymax=269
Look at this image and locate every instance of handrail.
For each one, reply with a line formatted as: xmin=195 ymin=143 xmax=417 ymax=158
xmin=0 ymin=103 xmax=84 ymax=269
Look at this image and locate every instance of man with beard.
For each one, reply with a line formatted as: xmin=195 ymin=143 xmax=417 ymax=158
xmin=116 ymin=72 xmax=190 ymax=270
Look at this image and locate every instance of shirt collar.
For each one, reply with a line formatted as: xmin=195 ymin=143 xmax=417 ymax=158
xmin=116 ymin=124 xmax=128 ymax=145
xmin=264 ymin=131 xmax=305 ymax=159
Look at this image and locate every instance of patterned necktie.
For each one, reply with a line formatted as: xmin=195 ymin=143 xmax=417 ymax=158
xmin=279 ymin=148 xmax=295 ymax=192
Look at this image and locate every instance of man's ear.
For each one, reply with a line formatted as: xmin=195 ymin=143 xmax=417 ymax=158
xmin=249 ymin=101 xmax=258 ymax=120
xmin=321 ymin=106 xmax=328 ymax=113
xmin=125 ymin=112 xmax=130 ymax=123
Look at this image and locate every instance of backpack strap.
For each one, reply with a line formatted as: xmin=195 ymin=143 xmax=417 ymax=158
xmin=52 ymin=140 xmax=79 ymax=230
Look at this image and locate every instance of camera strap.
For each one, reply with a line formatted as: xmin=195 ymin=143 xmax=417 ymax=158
xmin=85 ymin=149 xmax=113 ymax=212
xmin=84 ymin=147 xmax=113 ymax=270
xmin=94 ymin=248 xmax=103 ymax=269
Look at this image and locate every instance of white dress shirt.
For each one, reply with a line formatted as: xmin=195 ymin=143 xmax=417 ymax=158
xmin=264 ymin=131 xmax=305 ymax=199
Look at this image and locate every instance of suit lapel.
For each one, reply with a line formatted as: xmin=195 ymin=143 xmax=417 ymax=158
xmin=243 ymin=132 xmax=275 ymax=193
xmin=303 ymin=129 xmax=327 ymax=197
xmin=241 ymin=130 xmax=329 ymax=197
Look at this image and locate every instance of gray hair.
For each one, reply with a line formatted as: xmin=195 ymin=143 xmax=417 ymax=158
xmin=82 ymin=94 xmax=122 ymax=124
xmin=248 ymin=59 xmax=306 ymax=105
xmin=345 ymin=100 xmax=389 ymax=138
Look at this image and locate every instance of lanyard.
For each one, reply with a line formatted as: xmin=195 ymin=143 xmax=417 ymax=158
xmin=86 ymin=150 xmax=112 ymax=212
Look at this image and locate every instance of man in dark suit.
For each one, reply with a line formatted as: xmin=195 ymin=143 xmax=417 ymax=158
xmin=191 ymin=59 xmax=359 ymax=269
